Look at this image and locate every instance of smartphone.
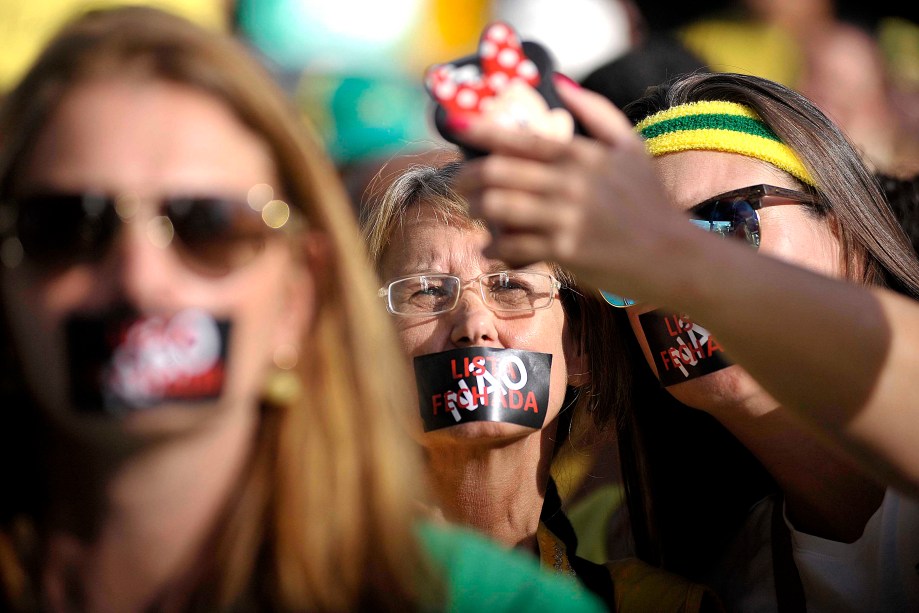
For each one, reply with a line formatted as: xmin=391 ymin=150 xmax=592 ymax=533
xmin=423 ymin=21 xmax=579 ymax=159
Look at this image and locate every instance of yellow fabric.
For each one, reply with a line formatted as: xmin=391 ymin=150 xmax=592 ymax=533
xmin=537 ymin=521 xmax=726 ymax=613
xmin=0 ymin=0 xmax=228 ymax=91
xmin=607 ymin=558 xmax=726 ymax=613
xmin=536 ymin=522 xmax=577 ymax=577
xmin=644 ymin=128 xmax=814 ymax=187
xmin=634 ymin=100 xmax=760 ymax=127
xmin=636 ymin=101 xmax=816 ymax=187
xmin=677 ymin=19 xmax=803 ymax=87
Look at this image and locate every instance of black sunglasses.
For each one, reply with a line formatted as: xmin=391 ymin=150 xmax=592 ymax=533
xmin=688 ymin=183 xmax=819 ymax=248
xmin=601 ymin=184 xmax=819 ymax=308
xmin=1 ymin=192 xmax=298 ymax=276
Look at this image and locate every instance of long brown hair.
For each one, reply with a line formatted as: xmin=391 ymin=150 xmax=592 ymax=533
xmin=0 ymin=6 xmax=434 ymax=611
xmin=616 ymin=71 xmax=919 ymax=577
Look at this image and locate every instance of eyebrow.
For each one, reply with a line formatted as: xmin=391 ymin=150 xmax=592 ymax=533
xmin=393 ymin=260 xmax=540 ymax=278
xmin=484 ymin=261 xmax=510 ymax=274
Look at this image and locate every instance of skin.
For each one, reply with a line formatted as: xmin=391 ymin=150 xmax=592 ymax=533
xmin=452 ymin=79 xmax=896 ymax=540
xmin=0 ymin=77 xmax=311 ymax=611
xmin=627 ymin=151 xmax=844 ymax=416
xmin=624 ymin=151 xmax=884 ymax=540
xmin=379 ymin=205 xmax=584 ymax=550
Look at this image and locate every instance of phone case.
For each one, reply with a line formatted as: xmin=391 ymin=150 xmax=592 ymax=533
xmin=423 ymin=21 xmax=578 ymax=158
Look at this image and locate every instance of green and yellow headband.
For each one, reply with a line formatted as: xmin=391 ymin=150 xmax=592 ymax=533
xmin=635 ymin=100 xmax=816 ymax=187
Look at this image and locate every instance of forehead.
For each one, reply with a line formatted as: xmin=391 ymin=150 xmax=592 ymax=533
xmin=654 ymin=150 xmax=797 ymax=210
xmin=380 ymin=204 xmax=551 ymax=277
xmin=19 ymin=77 xmax=277 ymax=195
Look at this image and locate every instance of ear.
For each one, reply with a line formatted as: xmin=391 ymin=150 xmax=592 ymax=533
xmin=824 ymin=211 xmax=862 ymax=280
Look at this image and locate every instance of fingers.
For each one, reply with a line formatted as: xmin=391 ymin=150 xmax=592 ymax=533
xmin=475 ymin=187 xmax=562 ymax=231
xmin=448 ymin=116 xmax=572 ymax=162
xmin=456 ymin=136 xmax=606 ymax=198
xmin=554 ymin=77 xmax=638 ymax=147
xmin=482 ymin=231 xmax=551 ymax=267
xmin=457 ymin=155 xmax=562 ymax=196
xmin=459 ymin=164 xmax=575 ymax=268
xmin=450 ymin=76 xmax=640 ymax=160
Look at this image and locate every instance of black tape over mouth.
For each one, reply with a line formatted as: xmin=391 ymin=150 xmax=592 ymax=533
xmin=638 ymin=310 xmax=732 ymax=386
xmin=413 ymin=346 xmax=552 ymax=432
xmin=65 ymin=307 xmax=231 ymax=416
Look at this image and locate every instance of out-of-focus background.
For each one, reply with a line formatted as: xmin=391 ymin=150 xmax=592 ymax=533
xmin=3 ymin=0 xmax=918 ymax=206
xmin=2 ymin=0 xmax=919 ymax=563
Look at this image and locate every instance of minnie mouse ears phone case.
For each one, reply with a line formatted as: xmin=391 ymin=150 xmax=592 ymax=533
xmin=423 ymin=21 xmax=577 ymax=158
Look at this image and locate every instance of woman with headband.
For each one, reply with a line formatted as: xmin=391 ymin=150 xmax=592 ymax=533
xmin=453 ymin=71 xmax=919 ymax=611
xmin=362 ymin=158 xmax=726 ymax=612
xmin=0 ymin=7 xmax=609 ymax=611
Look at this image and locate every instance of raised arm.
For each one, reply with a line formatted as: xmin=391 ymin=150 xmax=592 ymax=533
xmin=454 ymin=78 xmax=919 ymax=497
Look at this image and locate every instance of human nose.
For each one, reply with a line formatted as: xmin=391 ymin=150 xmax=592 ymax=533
xmin=101 ymin=215 xmax=180 ymax=309
xmin=448 ymin=281 xmax=500 ymax=347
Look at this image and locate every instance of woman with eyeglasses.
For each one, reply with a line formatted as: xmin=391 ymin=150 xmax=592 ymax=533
xmin=453 ymin=71 xmax=919 ymax=611
xmin=0 ymin=7 xmax=613 ymax=612
xmin=361 ymin=159 xmax=725 ymax=612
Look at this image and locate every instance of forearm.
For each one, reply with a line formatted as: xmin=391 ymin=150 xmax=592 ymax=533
xmin=641 ymin=227 xmax=919 ymax=495
xmin=714 ymin=405 xmax=884 ymax=541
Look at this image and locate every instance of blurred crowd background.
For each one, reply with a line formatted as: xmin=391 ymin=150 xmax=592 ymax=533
xmin=2 ymin=0 xmax=919 ymax=570
xmin=3 ymin=0 xmax=918 ymax=212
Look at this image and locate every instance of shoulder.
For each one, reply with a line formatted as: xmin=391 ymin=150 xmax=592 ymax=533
xmin=417 ymin=521 xmax=607 ymax=613
xmin=789 ymin=488 xmax=919 ymax=612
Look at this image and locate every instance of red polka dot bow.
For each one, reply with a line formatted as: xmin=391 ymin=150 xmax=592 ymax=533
xmin=425 ymin=21 xmax=541 ymax=117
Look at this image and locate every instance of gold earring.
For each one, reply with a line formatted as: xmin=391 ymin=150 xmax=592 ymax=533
xmin=263 ymin=344 xmax=302 ymax=406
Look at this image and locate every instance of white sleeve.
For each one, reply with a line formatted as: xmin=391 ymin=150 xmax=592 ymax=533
xmin=786 ymin=488 xmax=919 ymax=613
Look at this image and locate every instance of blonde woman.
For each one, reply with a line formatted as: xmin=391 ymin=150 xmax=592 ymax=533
xmin=0 ymin=7 xmax=605 ymax=612
xmin=362 ymin=158 xmax=724 ymax=612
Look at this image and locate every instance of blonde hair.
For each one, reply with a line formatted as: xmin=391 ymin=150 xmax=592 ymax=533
xmin=360 ymin=157 xmax=629 ymax=438
xmin=0 ymin=6 xmax=433 ymax=611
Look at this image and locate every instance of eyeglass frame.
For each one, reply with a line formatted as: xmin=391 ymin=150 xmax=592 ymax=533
xmin=378 ymin=270 xmax=563 ymax=317
xmin=0 ymin=190 xmax=304 ymax=276
xmin=601 ymin=183 xmax=820 ymax=308
xmin=687 ymin=183 xmax=820 ymax=245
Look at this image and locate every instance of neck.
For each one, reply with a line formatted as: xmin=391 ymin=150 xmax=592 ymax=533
xmin=40 ymin=406 xmax=256 ymax=613
xmin=425 ymin=420 xmax=559 ymax=552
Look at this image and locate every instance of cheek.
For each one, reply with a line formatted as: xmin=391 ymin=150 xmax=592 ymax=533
xmin=216 ymin=250 xmax=299 ymax=399
xmin=4 ymin=266 xmax=111 ymax=338
xmin=760 ymin=215 xmax=845 ymax=278
xmin=664 ymin=366 xmax=763 ymax=412
xmin=1 ymin=270 xmax=84 ymax=409
xmin=514 ymin=310 xmax=569 ymax=413
xmin=393 ymin=318 xmax=445 ymax=358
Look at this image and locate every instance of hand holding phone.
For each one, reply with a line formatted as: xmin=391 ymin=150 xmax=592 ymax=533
xmin=424 ymin=23 xmax=634 ymax=307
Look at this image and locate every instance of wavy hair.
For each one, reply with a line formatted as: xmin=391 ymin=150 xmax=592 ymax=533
xmin=0 ymin=6 xmax=433 ymax=611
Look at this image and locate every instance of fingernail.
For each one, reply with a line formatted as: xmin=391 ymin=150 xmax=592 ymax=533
xmin=445 ymin=113 xmax=471 ymax=132
xmin=553 ymin=73 xmax=581 ymax=89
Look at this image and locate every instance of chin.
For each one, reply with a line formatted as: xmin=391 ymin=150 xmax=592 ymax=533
xmin=663 ymin=364 xmax=768 ymax=414
xmin=118 ymin=400 xmax=225 ymax=436
xmin=421 ymin=420 xmax=541 ymax=446
xmin=44 ymin=398 xmax=226 ymax=446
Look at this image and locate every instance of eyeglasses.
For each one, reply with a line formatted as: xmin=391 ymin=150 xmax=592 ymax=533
xmin=601 ymin=184 xmax=819 ymax=308
xmin=0 ymin=191 xmax=299 ymax=276
xmin=379 ymin=270 xmax=562 ymax=317
xmin=687 ymin=183 xmax=818 ymax=247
